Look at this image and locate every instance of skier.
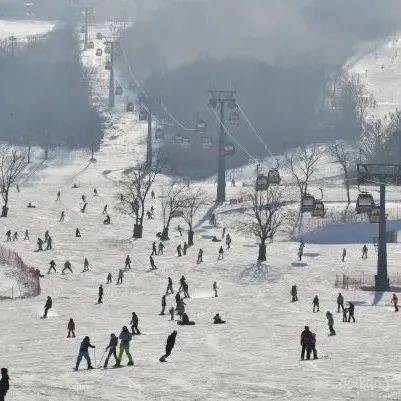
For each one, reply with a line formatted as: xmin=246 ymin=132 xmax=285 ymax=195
xmin=158 ymin=242 xmax=164 ymax=255
xmin=56 ymin=190 xmax=61 ymax=201
xmin=177 ymin=244 xmax=182 ymax=257
xmin=74 ymin=336 xmax=95 ymax=370
xmin=98 ymin=285 xmax=103 ymax=304
xmin=46 ymin=235 xmax=52 ymax=251
xmin=298 ymin=247 xmax=303 ymax=261
xmin=178 ymin=276 xmax=186 ymax=293
xmin=81 ymin=194 xmax=86 ymax=203
xmin=159 ymin=330 xmax=177 ymax=362
xmin=175 ymin=292 xmax=181 ymax=307
xmin=213 ymin=313 xmax=226 ymax=324
xmin=291 ymin=285 xmax=298 ymax=302
xmin=130 ymin=312 xmax=141 ymax=335
xmin=150 ymin=255 xmax=157 ymax=270
xmin=391 ymin=293 xmax=399 ymax=312
xmin=103 ymin=333 xmax=118 ymax=368
xmin=300 ymin=326 xmax=312 ymax=360
xmin=59 ymin=211 xmax=65 ymax=222
xmin=125 ymin=255 xmax=131 ymax=270
xmin=176 ymin=299 xmax=185 ymax=320
xmin=226 ymin=233 xmax=231 ymax=249
xmin=197 ymin=248 xmax=203 ymax=263
xmin=0 ymin=367 xmax=9 ymax=401
xmin=326 ymin=311 xmax=336 ymax=335
xmin=48 ymin=260 xmax=56 ymax=274
xmin=169 ymin=307 xmax=175 ymax=321
xmin=160 ymin=294 xmax=167 ymax=315
xmin=67 ymin=318 xmax=76 ymax=338
xmin=166 ymin=277 xmax=174 ymax=294
xmin=37 ymin=238 xmax=44 ymax=251
xmin=348 ymin=302 xmax=356 ymax=322
xmin=231 ymin=178 xmax=236 ymax=187
xmin=213 ymin=281 xmax=218 ymax=297
xmin=183 ymin=242 xmax=188 ymax=255
xmin=103 ymin=214 xmax=111 ymax=225
xmin=182 ymin=281 xmax=190 ymax=299
xmin=106 ymin=272 xmax=112 ymax=284
xmin=337 ymin=293 xmax=344 ymax=313
xmin=177 ymin=225 xmax=182 ymax=236
xmin=307 ymin=332 xmax=318 ymax=360
xmin=93 ymin=188 xmax=98 ymax=197
xmin=62 ymin=261 xmax=73 ymax=274
xmin=103 ymin=204 xmax=108 ymax=214
xmin=313 ymin=295 xmax=319 ymax=313
xmin=5 ymin=230 xmax=11 ymax=242
xmin=43 ymin=296 xmax=52 ymax=318
xmin=75 ymin=228 xmax=81 ymax=238
xmin=146 ymin=211 xmax=152 ymax=220
xmin=151 ymin=190 xmax=155 ymax=199
xmin=24 ymin=229 xmax=29 ymax=240
xmin=218 ymin=246 xmax=224 ymax=260
xmin=81 ymin=203 xmax=88 ymax=213
xmin=117 ymin=269 xmax=124 ymax=285
xmin=116 ymin=326 xmax=134 ymax=367
xmin=83 ymin=258 xmax=89 ymax=272
xmin=342 ymin=307 xmax=348 ymax=322
xmin=342 ymin=248 xmax=346 ymax=262
xmin=177 ymin=312 xmax=195 ymax=326
xmin=151 ymin=242 xmax=157 ymax=256
xmin=362 ymin=245 xmax=368 ymax=259
xmin=12 ymin=232 xmax=18 ymax=241
xmin=222 ymin=227 xmax=226 ymax=239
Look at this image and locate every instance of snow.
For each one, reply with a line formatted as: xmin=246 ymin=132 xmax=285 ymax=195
xmin=0 ymin=19 xmax=54 ymax=40
xmin=1 ymin=22 xmax=401 ymax=401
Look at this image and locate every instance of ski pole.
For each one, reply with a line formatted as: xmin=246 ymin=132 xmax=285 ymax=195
xmin=99 ymin=350 xmax=106 ymax=364
xmin=93 ymin=348 xmax=97 ymax=368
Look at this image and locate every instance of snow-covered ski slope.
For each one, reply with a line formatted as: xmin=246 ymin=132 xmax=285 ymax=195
xmin=2 ymin=25 xmax=401 ymax=401
xmin=0 ymin=19 xmax=54 ymax=40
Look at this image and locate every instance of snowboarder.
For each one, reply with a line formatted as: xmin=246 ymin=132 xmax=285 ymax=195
xmin=166 ymin=277 xmax=174 ymax=294
xmin=177 ymin=244 xmax=182 ymax=257
xmin=117 ymin=269 xmax=124 ymax=285
xmin=348 ymin=302 xmax=356 ymax=322
xmin=159 ymin=330 xmax=177 ymax=362
xmin=169 ymin=307 xmax=175 ymax=321
xmin=46 ymin=235 xmax=52 ymax=251
xmin=197 ymin=248 xmax=203 ymax=263
xmin=103 ymin=333 xmax=118 ymax=368
xmin=98 ymin=285 xmax=103 ymax=304
xmin=106 ymin=272 xmax=112 ymax=284
xmin=307 ymin=332 xmax=318 ymax=360
xmin=37 ymin=238 xmax=44 ymax=251
xmin=56 ymin=190 xmax=61 ymax=201
xmin=213 ymin=313 xmax=226 ymax=324
xmin=342 ymin=248 xmax=346 ymax=262
xmin=326 ymin=311 xmax=336 ymax=335
xmin=151 ymin=242 xmax=157 ymax=256
xmin=158 ymin=242 xmax=164 ymax=255
xmin=313 ymin=295 xmax=319 ymax=313
xmin=103 ymin=214 xmax=111 ymax=224
xmin=59 ymin=211 xmax=65 ymax=222
xmin=125 ymin=255 xmax=131 ymax=270
xmin=43 ymin=296 xmax=52 ymax=318
xmin=74 ymin=336 xmax=95 ymax=370
xmin=67 ymin=318 xmax=76 ymax=338
xmin=116 ymin=326 xmax=134 ymax=367
xmin=146 ymin=210 xmax=152 ymax=220
xmin=160 ymin=294 xmax=167 ymax=315
xmin=177 ymin=312 xmax=195 ymax=326
xmin=150 ymin=255 xmax=157 ymax=270
xmin=5 ymin=230 xmax=11 ymax=242
xmin=391 ymin=293 xmax=399 ymax=312
xmin=83 ymin=258 xmax=89 ymax=272
xmin=362 ymin=245 xmax=368 ymax=259
xmin=337 ymin=293 xmax=344 ymax=313
xmin=62 ymin=260 xmax=73 ymax=274
xmin=75 ymin=228 xmax=81 ymax=238
xmin=24 ymin=229 xmax=29 ymax=240
xmin=183 ymin=242 xmax=187 ymax=255
xmin=0 ymin=367 xmax=9 ymax=401
xmin=291 ymin=285 xmax=298 ymax=302
xmin=130 ymin=312 xmax=140 ymax=335
xmin=213 ymin=281 xmax=218 ymax=297
xmin=218 ymin=246 xmax=224 ymax=260
xmin=48 ymin=260 xmax=56 ymax=274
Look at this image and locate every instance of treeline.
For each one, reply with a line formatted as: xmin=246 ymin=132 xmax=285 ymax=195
xmin=0 ymin=27 xmax=102 ymax=151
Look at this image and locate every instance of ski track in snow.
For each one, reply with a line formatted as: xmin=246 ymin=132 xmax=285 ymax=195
xmin=1 ymin=22 xmax=401 ymax=401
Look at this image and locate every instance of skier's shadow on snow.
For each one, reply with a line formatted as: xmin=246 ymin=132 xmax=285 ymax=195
xmin=303 ymin=252 xmax=320 ymax=257
xmin=291 ymin=262 xmax=308 ymax=267
xmin=372 ymin=291 xmax=384 ymax=305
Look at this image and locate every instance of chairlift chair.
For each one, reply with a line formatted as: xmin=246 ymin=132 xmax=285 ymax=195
xmin=356 ymin=193 xmax=374 ymax=214
xmin=126 ymin=102 xmax=134 ymax=112
xmin=255 ymin=174 xmax=269 ymax=191
xmin=369 ymin=206 xmax=380 ymax=223
xmin=88 ymin=41 xmax=94 ymax=49
xmin=267 ymin=168 xmax=281 ymax=185
xmin=197 ymin=119 xmax=207 ymax=133
xmin=105 ymin=60 xmax=112 ymax=70
xmin=301 ymin=194 xmax=316 ymax=213
xmin=312 ymin=200 xmax=326 ymax=217
xmin=115 ymin=86 xmax=123 ymax=96
xmin=105 ymin=46 xmax=111 ymax=55
xmin=155 ymin=128 xmax=165 ymax=140
xmin=174 ymin=134 xmax=184 ymax=145
xmin=139 ymin=108 xmax=148 ymax=121
xmin=228 ymin=111 xmax=240 ymax=125
xmin=96 ymin=32 xmax=103 ymax=40
xmin=202 ymin=136 xmax=213 ymax=149
xmin=223 ymin=143 xmax=235 ymax=156
xmin=182 ymin=136 xmax=191 ymax=148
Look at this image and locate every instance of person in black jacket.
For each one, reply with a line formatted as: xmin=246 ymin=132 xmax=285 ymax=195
xmin=98 ymin=285 xmax=103 ymax=304
xmin=42 ymin=296 xmax=52 ymax=318
xmin=130 ymin=312 xmax=141 ymax=335
xmin=166 ymin=277 xmax=174 ymax=294
xmin=160 ymin=295 xmax=166 ymax=315
xmin=103 ymin=333 xmax=118 ymax=368
xmin=159 ymin=331 xmax=177 ymax=362
xmin=74 ymin=336 xmax=95 ymax=370
xmin=0 ymin=368 xmax=9 ymax=401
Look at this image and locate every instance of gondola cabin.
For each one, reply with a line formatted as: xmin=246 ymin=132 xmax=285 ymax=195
xmin=197 ymin=120 xmax=207 ymax=133
xmin=255 ymin=175 xmax=269 ymax=191
xmin=155 ymin=128 xmax=165 ymax=140
xmin=96 ymin=48 xmax=103 ymax=56
xmin=126 ymin=102 xmax=134 ymax=112
xmin=369 ymin=207 xmax=380 ymax=223
xmin=96 ymin=32 xmax=103 ymax=40
xmin=105 ymin=60 xmax=112 ymax=70
xmin=301 ymin=194 xmax=316 ymax=213
xmin=267 ymin=168 xmax=281 ymax=185
xmin=202 ymin=136 xmax=213 ymax=149
xmin=139 ymin=109 xmax=148 ymax=121
xmin=223 ymin=143 xmax=235 ymax=156
xmin=115 ymin=86 xmax=123 ymax=96
xmin=312 ymin=200 xmax=326 ymax=217
xmin=88 ymin=41 xmax=94 ymax=49
xmin=356 ymin=193 xmax=374 ymax=214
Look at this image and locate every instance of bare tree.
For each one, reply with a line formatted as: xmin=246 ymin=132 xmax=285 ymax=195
xmin=0 ymin=147 xmax=28 ymax=217
xmin=240 ymin=186 xmax=287 ymax=261
xmin=181 ymin=185 xmax=208 ymax=246
xmin=284 ymin=144 xmax=323 ymax=199
xmin=328 ymin=140 xmax=357 ymax=204
xmin=117 ymin=162 xmax=160 ymax=238
xmin=160 ymin=183 xmax=185 ymax=240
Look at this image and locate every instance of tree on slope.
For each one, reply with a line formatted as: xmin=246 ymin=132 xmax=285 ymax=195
xmin=160 ymin=183 xmax=185 ymax=240
xmin=0 ymin=147 xmax=28 ymax=217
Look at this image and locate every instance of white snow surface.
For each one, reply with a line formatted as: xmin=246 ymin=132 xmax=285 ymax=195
xmin=0 ymin=19 xmax=54 ymax=40
xmin=1 ymin=24 xmax=401 ymax=401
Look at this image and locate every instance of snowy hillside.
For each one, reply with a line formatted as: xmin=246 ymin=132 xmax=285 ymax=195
xmin=2 ymin=23 xmax=401 ymax=401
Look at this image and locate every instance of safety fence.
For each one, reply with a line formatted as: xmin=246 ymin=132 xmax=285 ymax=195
xmin=335 ymin=272 xmax=401 ymax=290
xmin=0 ymin=245 xmax=40 ymax=299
